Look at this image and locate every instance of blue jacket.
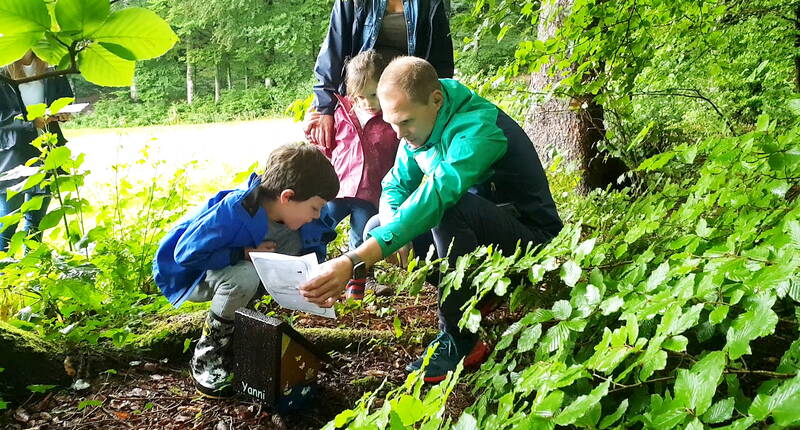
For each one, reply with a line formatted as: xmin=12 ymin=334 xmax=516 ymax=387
xmin=313 ymin=0 xmax=454 ymax=115
xmin=153 ymin=173 xmax=338 ymax=307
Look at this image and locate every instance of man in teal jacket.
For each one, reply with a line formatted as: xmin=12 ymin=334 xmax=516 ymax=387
xmin=301 ymin=56 xmax=562 ymax=382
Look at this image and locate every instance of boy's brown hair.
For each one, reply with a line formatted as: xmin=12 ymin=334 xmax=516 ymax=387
xmin=245 ymin=143 xmax=339 ymax=212
xmin=345 ymin=50 xmax=389 ymax=97
xmin=378 ymin=56 xmax=440 ymax=104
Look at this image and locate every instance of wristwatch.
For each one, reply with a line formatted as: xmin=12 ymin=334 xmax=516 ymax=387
xmin=344 ymin=251 xmax=367 ymax=279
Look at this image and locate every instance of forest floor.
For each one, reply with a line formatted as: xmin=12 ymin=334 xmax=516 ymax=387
xmin=1 ymin=281 xmax=522 ymax=430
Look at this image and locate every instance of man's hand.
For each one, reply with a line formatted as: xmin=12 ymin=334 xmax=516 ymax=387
xmin=244 ymin=241 xmax=277 ymax=260
xmin=299 ymin=255 xmax=352 ymax=308
xmin=306 ymin=114 xmax=334 ymax=150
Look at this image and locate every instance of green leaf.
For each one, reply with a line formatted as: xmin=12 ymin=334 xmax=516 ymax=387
xmin=182 ymin=338 xmax=192 ymax=353
xmin=552 ymin=300 xmax=572 ymax=320
xmin=674 ymin=351 xmax=726 ymax=415
xmin=517 ymin=324 xmax=542 ymax=353
xmin=77 ymin=399 xmax=102 ymax=410
xmin=788 ymin=98 xmax=800 ymax=116
xmin=702 ymin=397 xmax=734 ymax=424
xmin=600 ymin=296 xmax=624 ymax=315
xmin=645 ymin=262 xmax=670 ymax=292
xmin=599 ymin=399 xmax=628 ymax=429
xmin=0 ymin=31 xmax=44 ymax=67
xmin=77 ymin=42 xmax=134 ymax=86
xmin=20 ymin=195 xmax=45 ymax=213
xmin=695 ymin=218 xmax=713 ymax=238
xmin=27 ymin=384 xmax=57 ymax=393
xmin=38 ymin=208 xmax=65 ymax=230
xmin=553 ymin=381 xmax=610 ymax=425
xmin=393 ymin=315 xmax=404 ymax=338
xmin=464 ymin=308 xmax=481 ymax=333
xmin=43 ymin=146 xmax=71 ymax=170
xmin=561 ymin=260 xmax=581 ymax=287
xmin=90 ymin=8 xmax=178 ymax=60
xmin=98 ymin=42 xmax=137 ymax=61
xmin=749 ymin=374 xmax=800 ymax=424
xmin=49 ymin=97 xmax=75 ymax=115
xmin=662 ymin=335 xmax=688 ymax=352
xmin=725 ymin=295 xmax=778 ymax=359
xmin=0 ymin=0 xmax=50 ymax=66
xmin=452 ymin=413 xmax=477 ymax=430
xmin=709 ymin=305 xmax=729 ymax=325
xmin=54 ymin=0 xmax=109 ymax=35
xmin=31 ymin=33 xmax=70 ymax=65
xmin=24 ymin=103 xmax=47 ymax=120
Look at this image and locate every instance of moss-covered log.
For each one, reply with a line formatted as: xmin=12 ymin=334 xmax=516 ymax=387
xmin=0 ymin=310 xmax=438 ymax=399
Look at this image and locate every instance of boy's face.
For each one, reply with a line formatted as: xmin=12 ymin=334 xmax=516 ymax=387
xmin=276 ymin=191 xmax=327 ymax=230
xmin=352 ymin=79 xmax=381 ymax=116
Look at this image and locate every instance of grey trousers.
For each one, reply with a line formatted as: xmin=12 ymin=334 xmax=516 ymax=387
xmin=185 ymin=261 xmax=261 ymax=321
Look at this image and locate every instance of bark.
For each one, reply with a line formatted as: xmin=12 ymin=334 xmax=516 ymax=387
xmin=130 ymin=74 xmax=138 ymax=102
xmin=795 ymin=4 xmax=800 ymax=92
xmin=214 ymin=64 xmax=221 ymax=104
xmin=186 ymin=40 xmax=195 ymax=105
xmin=226 ymin=62 xmax=232 ymax=91
xmin=524 ymin=0 xmax=627 ymax=194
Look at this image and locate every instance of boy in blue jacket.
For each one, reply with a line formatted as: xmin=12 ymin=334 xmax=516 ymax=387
xmin=153 ymin=143 xmax=339 ymax=397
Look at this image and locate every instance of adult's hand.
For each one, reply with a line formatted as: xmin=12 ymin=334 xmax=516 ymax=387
xmin=310 ymin=114 xmax=334 ymax=150
xmin=299 ymin=255 xmax=352 ymax=307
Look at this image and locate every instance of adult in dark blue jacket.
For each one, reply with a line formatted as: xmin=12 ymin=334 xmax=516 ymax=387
xmin=153 ymin=143 xmax=339 ymax=397
xmin=307 ymin=0 xmax=454 ymax=150
xmin=0 ymin=52 xmax=74 ymax=251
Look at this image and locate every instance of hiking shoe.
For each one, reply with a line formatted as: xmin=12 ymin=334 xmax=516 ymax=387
xmin=345 ymin=278 xmax=366 ymax=300
xmin=405 ymin=331 xmax=491 ymax=383
xmin=191 ymin=311 xmax=235 ymax=398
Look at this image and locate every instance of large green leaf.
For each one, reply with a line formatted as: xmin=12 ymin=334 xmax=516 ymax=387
xmin=54 ymin=0 xmax=109 ymax=35
xmin=0 ymin=0 xmax=50 ymax=32
xmin=553 ymin=381 xmax=610 ymax=425
xmin=90 ymin=7 xmax=177 ymax=60
xmin=725 ymin=294 xmax=778 ymax=359
xmin=0 ymin=32 xmax=43 ymax=67
xmin=76 ymin=42 xmax=134 ymax=86
xmin=31 ymin=34 xmax=70 ymax=66
xmin=674 ymin=351 xmax=726 ymax=415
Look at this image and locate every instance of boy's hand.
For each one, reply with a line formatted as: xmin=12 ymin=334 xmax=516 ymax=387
xmin=244 ymin=241 xmax=277 ymax=260
xmin=299 ymin=256 xmax=352 ymax=307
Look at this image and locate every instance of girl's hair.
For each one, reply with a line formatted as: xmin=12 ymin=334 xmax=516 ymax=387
xmin=345 ymin=50 xmax=389 ymax=97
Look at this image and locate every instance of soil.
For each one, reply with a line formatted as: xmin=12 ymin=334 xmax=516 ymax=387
xmin=1 ymin=281 xmax=520 ymax=430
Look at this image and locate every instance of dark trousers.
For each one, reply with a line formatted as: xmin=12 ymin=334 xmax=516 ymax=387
xmin=0 ymin=191 xmax=51 ymax=251
xmin=367 ymin=192 xmax=553 ymax=342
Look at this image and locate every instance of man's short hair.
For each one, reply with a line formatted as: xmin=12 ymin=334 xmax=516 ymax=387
xmin=378 ymin=56 xmax=440 ymax=104
xmin=258 ymin=143 xmax=339 ymax=202
xmin=345 ymin=50 xmax=389 ymax=97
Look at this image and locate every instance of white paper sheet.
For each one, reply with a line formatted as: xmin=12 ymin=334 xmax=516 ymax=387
xmin=249 ymin=252 xmax=336 ymax=319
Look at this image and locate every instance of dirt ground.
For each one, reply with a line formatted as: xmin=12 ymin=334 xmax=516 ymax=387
xmin=1 ymin=282 xmax=520 ymax=430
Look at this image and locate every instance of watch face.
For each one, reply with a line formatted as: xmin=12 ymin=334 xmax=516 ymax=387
xmin=353 ymin=261 xmax=367 ymax=279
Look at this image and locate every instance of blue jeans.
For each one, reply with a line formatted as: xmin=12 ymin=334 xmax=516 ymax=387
xmin=0 ymin=191 xmax=51 ymax=251
xmin=326 ymin=198 xmax=378 ymax=250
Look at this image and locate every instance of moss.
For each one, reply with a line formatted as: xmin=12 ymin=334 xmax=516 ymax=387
xmin=0 ymin=321 xmax=69 ymax=398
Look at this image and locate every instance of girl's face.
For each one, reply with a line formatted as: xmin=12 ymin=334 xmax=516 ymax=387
xmin=352 ymin=79 xmax=381 ymax=116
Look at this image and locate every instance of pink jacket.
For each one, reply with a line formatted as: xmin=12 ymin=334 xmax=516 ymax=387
xmin=321 ymin=95 xmax=399 ymax=206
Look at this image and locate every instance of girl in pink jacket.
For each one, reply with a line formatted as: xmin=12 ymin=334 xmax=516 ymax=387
xmin=306 ymin=50 xmax=400 ymax=298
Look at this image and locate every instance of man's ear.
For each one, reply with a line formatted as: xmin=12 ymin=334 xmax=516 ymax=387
xmin=279 ymin=189 xmax=295 ymax=204
xmin=430 ymin=89 xmax=444 ymax=110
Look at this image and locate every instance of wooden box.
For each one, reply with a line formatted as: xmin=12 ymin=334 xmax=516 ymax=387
xmin=233 ymin=308 xmax=329 ymax=411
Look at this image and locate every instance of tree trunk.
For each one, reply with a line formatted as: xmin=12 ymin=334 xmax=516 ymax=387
xmin=226 ymin=62 xmax=232 ymax=91
xmin=214 ymin=63 xmax=221 ymax=104
xmin=795 ymin=4 xmax=800 ymax=92
xmin=186 ymin=41 xmax=195 ymax=105
xmin=130 ymin=73 xmax=138 ymax=102
xmin=524 ymin=0 xmax=627 ymax=194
